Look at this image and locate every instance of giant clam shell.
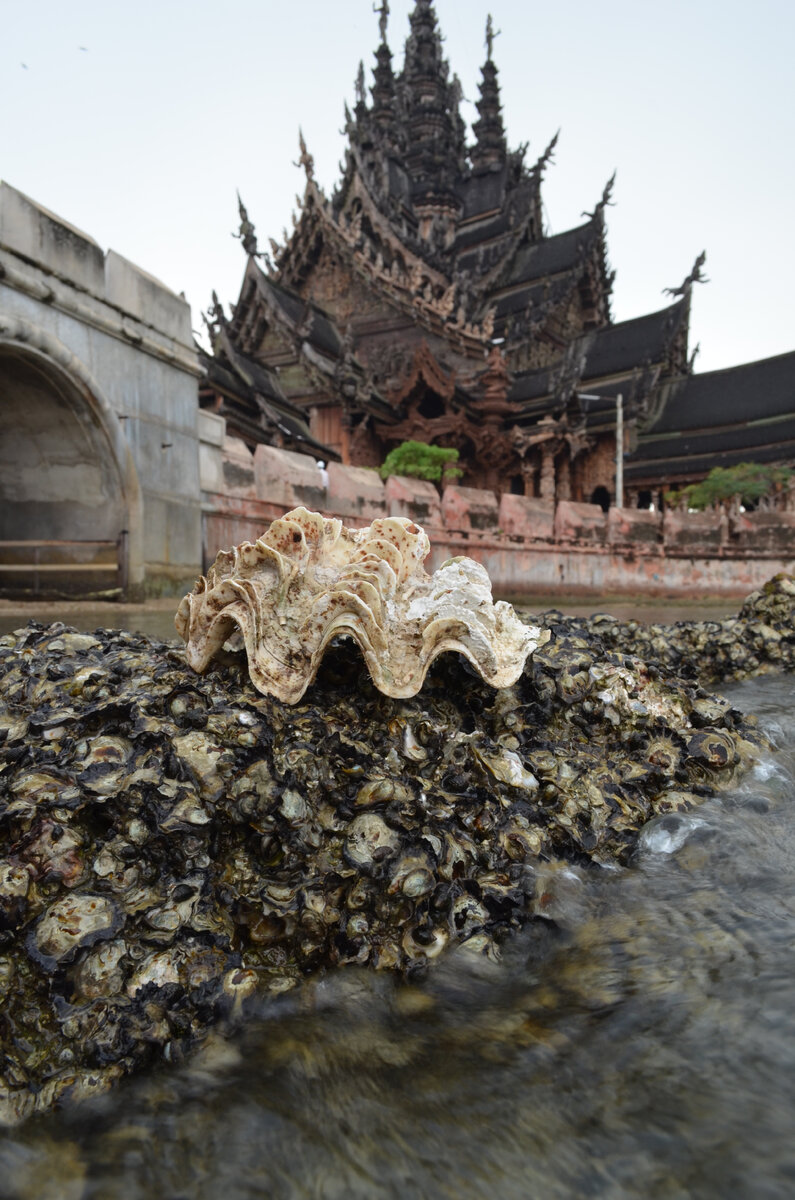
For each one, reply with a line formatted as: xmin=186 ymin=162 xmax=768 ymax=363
xmin=176 ymin=507 xmax=548 ymax=703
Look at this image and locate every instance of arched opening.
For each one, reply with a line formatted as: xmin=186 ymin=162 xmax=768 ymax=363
xmin=0 ymin=345 xmax=130 ymax=597
xmin=637 ymin=489 xmax=653 ymax=510
xmin=590 ymin=485 xmax=611 ymax=513
xmin=417 ymin=389 xmax=447 ymax=421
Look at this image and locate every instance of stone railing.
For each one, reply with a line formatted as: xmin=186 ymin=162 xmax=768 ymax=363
xmin=197 ymin=416 xmax=795 ymax=596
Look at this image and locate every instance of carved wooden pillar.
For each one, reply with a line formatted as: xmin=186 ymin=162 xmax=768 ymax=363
xmin=340 ymin=411 xmax=352 ymax=465
xmin=556 ymin=455 xmax=571 ymax=503
xmin=539 ymin=444 xmax=556 ymax=502
xmin=520 ymin=459 xmax=537 ymax=498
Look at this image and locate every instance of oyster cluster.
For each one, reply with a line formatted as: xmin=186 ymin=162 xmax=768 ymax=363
xmin=531 ymin=573 xmax=795 ymax=686
xmin=0 ymin=582 xmax=778 ymax=1124
xmin=176 ymin=506 xmax=546 ymax=702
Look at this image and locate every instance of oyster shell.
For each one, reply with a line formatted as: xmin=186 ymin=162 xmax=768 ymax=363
xmin=175 ymin=507 xmax=547 ymax=703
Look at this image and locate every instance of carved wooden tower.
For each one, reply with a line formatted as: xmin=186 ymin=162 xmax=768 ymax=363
xmin=203 ymin=1 xmax=703 ymax=508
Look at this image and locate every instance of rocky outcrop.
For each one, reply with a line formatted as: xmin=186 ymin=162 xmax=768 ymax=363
xmin=2 ymin=576 xmax=788 ymax=1122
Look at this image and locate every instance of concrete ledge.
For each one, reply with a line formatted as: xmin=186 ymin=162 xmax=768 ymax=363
xmin=105 ymin=251 xmax=192 ymax=345
xmin=0 ymin=181 xmax=105 ymax=294
xmin=498 ymin=494 xmax=554 ymax=540
xmin=385 ymin=475 xmax=442 ymax=526
xmin=326 ymin=462 xmax=385 ymax=522
xmin=554 ymin=500 xmax=607 ymax=544
xmin=254 ymin=445 xmax=327 ymax=511
xmin=441 ymin=485 xmax=499 ymax=534
xmin=608 ymin=506 xmax=663 ymax=546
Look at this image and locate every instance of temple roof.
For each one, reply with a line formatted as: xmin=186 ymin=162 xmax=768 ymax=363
xmin=200 ymin=337 xmax=337 ymax=460
xmin=508 ymin=300 xmax=688 ymax=414
xmin=626 ymin=350 xmax=795 ymax=483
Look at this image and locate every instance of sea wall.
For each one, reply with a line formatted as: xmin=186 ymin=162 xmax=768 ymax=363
xmin=0 ymin=181 xmax=203 ymax=598
xmin=198 ymin=422 xmax=795 ymax=599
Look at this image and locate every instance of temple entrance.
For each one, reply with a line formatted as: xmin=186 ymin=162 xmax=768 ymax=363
xmin=0 ymin=346 xmax=129 ymax=597
xmin=590 ymin=485 xmax=611 ymax=512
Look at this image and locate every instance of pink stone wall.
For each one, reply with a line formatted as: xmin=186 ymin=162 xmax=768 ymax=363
xmin=384 ymin=476 xmax=443 ymax=528
xmin=608 ymin=507 xmax=663 ymax=545
xmin=730 ymin=510 xmax=795 ymax=553
xmin=498 ymin=494 xmax=555 ymax=541
xmin=326 ymin=462 xmax=386 ymax=524
xmin=663 ymin=510 xmax=723 ymax=553
xmin=554 ymin=501 xmax=607 ymax=544
xmin=441 ymin=485 xmax=499 ymax=534
xmin=253 ymin=445 xmax=327 ymax=512
xmin=199 ymin=420 xmax=795 ymax=597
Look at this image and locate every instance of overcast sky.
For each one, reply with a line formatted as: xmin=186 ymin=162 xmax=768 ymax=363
xmin=2 ymin=0 xmax=793 ymax=373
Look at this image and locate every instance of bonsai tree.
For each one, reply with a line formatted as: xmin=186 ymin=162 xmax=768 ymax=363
xmin=379 ymin=440 xmax=462 ymax=484
xmin=665 ymin=462 xmax=793 ymax=511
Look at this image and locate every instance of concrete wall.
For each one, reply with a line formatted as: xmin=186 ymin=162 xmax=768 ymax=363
xmin=0 ymin=181 xmax=202 ymax=597
xmin=199 ymin=425 xmax=795 ymax=599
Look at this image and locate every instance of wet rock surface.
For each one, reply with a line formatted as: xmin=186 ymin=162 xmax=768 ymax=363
xmin=0 ymin=576 xmax=793 ymax=1124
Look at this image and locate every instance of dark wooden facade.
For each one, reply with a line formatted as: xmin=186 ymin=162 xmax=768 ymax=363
xmin=203 ymin=1 xmax=793 ymax=507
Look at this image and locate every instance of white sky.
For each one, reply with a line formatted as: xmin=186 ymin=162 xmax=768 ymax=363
xmin=2 ymin=0 xmax=793 ymax=373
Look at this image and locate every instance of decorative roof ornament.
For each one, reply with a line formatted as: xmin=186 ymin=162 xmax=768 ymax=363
xmin=663 ymin=250 xmax=709 ymax=298
xmin=355 ymin=60 xmax=366 ymax=107
xmin=374 ymin=0 xmax=389 ymax=43
xmin=207 ymin=290 xmax=225 ymax=327
xmin=233 ymin=192 xmax=260 ymax=258
xmin=582 ymin=171 xmax=616 ymax=221
xmin=175 ymin=507 xmax=548 ymax=704
xmin=202 ymin=290 xmax=226 ymax=347
xmin=532 ymin=130 xmax=559 ymax=178
xmin=294 ymin=129 xmax=315 ymax=182
xmin=485 ymin=13 xmax=500 ymax=60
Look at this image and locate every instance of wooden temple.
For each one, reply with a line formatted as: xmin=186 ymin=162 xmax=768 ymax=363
xmin=201 ymin=1 xmax=790 ymax=510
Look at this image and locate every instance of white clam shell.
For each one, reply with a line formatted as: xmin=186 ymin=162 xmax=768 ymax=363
xmin=176 ymin=507 xmax=548 ymax=704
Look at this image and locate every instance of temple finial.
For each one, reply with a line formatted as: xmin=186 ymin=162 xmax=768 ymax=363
xmin=233 ymin=192 xmax=259 ymax=257
xmin=355 ymin=60 xmax=366 ymax=106
xmin=485 ymin=14 xmax=500 ymax=60
xmin=373 ymin=0 xmax=389 ymax=43
xmin=294 ymin=128 xmax=315 ymax=181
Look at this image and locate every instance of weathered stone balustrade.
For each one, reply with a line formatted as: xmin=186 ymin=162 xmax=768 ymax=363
xmin=197 ymin=414 xmax=795 ymax=598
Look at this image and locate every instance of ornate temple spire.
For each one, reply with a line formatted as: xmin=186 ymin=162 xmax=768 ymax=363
xmin=470 ymin=15 xmax=506 ymax=172
xmin=402 ymin=0 xmax=460 ymax=208
xmin=370 ymin=1 xmax=398 ymax=142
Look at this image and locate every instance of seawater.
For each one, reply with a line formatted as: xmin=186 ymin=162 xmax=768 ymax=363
xmin=0 ymin=675 xmax=793 ymax=1198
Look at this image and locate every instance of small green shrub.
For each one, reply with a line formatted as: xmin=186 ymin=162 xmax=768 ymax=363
xmin=379 ymin=440 xmax=463 ymax=483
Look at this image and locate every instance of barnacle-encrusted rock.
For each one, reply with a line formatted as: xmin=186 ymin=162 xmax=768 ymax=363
xmin=1 ymin=574 xmax=794 ymax=1123
xmin=175 ymin=506 xmax=547 ymax=703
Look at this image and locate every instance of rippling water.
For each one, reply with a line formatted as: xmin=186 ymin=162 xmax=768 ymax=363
xmin=1 ymin=674 xmax=794 ymax=1199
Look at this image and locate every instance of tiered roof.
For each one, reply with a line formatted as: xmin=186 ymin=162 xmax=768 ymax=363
xmin=205 ymin=1 xmax=720 ymax=490
xmin=625 ymin=350 xmax=795 ymax=488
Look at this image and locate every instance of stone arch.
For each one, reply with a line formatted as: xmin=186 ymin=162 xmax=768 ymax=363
xmin=0 ymin=316 xmax=143 ymax=596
